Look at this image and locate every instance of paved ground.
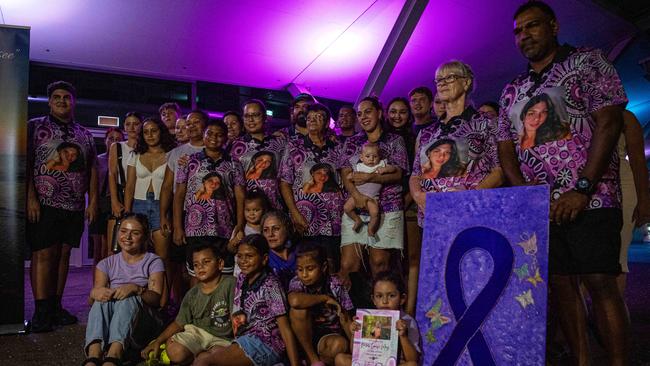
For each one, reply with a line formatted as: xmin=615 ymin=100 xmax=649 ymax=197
xmin=2 ymin=244 xmax=650 ymax=365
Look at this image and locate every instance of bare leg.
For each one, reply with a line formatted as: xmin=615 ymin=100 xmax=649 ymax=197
xmin=31 ymin=245 xmax=59 ymax=300
xmin=289 ymin=308 xmax=319 ymax=363
xmin=550 ymin=274 xmax=589 ymax=366
xmin=193 ymin=343 xmax=253 ymax=366
xmin=344 ymin=197 xmax=363 ymax=232
xmin=152 ymin=230 xmax=171 ymax=307
xmin=582 ymin=273 xmax=630 ymax=366
xmin=334 ymin=353 xmax=352 ymax=366
xmin=405 ymin=222 xmax=422 ymax=316
xmin=318 ymin=334 xmax=348 ymax=365
xmin=366 ymin=200 xmax=380 ymax=237
xmin=166 ymin=338 xmax=194 ymax=365
xmin=56 ymin=244 xmax=72 ymax=298
xmin=368 ymin=248 xmax=391 ymax=278
xmin=104 ymin=342 xmax=124 ymax=366
xmin=84 ymin=341 xmax=103 ymax=366
xmin=339 ymin=244 xmax=362 ymax=289
xmin=106 ymin=218 xmax=117 ymax=256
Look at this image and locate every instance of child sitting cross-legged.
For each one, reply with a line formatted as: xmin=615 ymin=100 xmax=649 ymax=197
xmin=194 ymin=234 xmax=300 ymax=366
xmin=141 ymin=244 xmax=235 ymax=365
xmin=288 ymin=243 xmax=354 ymax=366
xmin=335 ymin=271 xmax=421 ymax=366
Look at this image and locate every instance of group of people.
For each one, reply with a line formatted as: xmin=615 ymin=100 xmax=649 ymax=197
xmin=25 ymin=1 xmax=648 ymax=365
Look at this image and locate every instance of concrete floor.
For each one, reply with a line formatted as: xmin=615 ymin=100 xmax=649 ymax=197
xmin=2 ymin=248 xmax=650 ymax=366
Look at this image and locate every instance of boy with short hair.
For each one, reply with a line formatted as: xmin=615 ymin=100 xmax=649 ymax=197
xmin=141 ymin=244 xmax=235 ymax=365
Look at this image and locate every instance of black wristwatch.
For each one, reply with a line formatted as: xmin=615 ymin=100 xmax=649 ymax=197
xmin=574 ymin=177 xmax=594 ymax=196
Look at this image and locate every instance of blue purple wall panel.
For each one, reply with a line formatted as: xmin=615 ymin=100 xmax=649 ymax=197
xmin=417 ymin=186 xmax=549 ymax=365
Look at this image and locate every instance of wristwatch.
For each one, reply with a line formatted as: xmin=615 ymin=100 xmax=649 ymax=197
xmin=574 ymin=177 xmax=594 ymax=196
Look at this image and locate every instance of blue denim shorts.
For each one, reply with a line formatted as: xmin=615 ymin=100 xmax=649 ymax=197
xmin=132 ymin=192 xmax=161 ymax=231
xmin=235 ymin=334 xmax=281 ymax=366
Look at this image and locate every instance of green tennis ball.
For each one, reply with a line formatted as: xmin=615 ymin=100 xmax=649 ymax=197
xmin=160 ymin=349 xmax=170 ymax=364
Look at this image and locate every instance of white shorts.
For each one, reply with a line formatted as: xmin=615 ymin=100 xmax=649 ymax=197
xmin=341 ymin=210 xmax=404 ymax=250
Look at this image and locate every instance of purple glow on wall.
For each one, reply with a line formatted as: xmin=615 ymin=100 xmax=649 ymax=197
xmin=3 ymin=0 xmax=636 ymax=105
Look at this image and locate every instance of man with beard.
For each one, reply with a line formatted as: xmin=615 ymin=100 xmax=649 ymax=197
xmin=497 ymin=1 xmax=628 ymax=364
xmin=276 ymin=93 xmax=315 ymax=139
xmin=336 ymin=105 xmax=357 ymax=143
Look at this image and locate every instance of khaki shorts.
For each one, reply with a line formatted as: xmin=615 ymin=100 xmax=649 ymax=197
xmin=341 ymin=210 xmax=404 ymax=249
xmin=170 ymin=324 xmax=232 ymax=355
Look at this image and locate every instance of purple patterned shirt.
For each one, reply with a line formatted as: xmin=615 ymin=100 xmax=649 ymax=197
xmin=340 ymin=131 xmax=408 ymax=213
xmin=413 ymin=107 xmax=500 ymax=190
xmin=28 ymin=115 xmax=96 ymax=211
xmin=497 ymin=45 xmax=627 ymax=209
xmin=176 ymin=150 xmax=245 ymax=238
xmin=279 ymin=135 xmax=344 ymax=236
xmin=288 ymin=274 xmax=353 ymax=334
xmin=234 ymin=271 xmax=288 ymax=356
xmin=229 ymin=134 xmax=286 ymax=209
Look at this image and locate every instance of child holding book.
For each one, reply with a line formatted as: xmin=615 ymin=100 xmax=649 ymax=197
xmin=335 ymin=271 xmax=420 ymax=366
xmin=193 ymin=234 xmax=300 ymax=366
xmin=288 ymin=243 xmax=353 ymax=366
xmin=141 ymin=244 xmax=235 ymax=365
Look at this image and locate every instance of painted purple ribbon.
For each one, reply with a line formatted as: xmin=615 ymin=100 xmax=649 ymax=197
xmin=433 ymin=227 xmax=514 ymax=366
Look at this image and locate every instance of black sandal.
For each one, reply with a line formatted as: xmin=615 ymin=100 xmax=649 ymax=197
xmin=81 ymin=357 xmax=102 ymax=366
xmin=102 ymin=357 xmax=122 ymax=366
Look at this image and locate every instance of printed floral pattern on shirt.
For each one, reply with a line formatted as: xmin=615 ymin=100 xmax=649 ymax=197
xmin=233 ymin=272 xmax=288 ymax=356
xmin=279 ymin=135 xmax=344 ymax=236
xmin=28 ymin=115 xmax=96 ymax=211
xmin=497 ymin=46 xmax=627 ymax=209
xmin=288 ymin=275 xmax=354 ymax=334
xmin=340 ymin=132 xmax=408 ymax=213
xmin=230 ymin=134 xmax=286 ymax=209
xmin=176 ymin=150 xmax=245 ymax=238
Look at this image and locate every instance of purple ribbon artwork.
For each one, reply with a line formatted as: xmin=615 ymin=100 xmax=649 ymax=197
xmin=417 ymin=186 xmax=549 ymax=365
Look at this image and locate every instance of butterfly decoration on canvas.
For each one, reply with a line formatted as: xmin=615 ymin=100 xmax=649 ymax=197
xmin=425 ymin=298 xmax=451 ymax=343
xmin=515 ymin=289 xmax=535 ymax=309
xmin=526 ymin=268 xmax=544 ymax=287
xmin=514 ymin=263 xmax=530 ymax=281
xmin=517 ymin=232 xmax=538 ymax=256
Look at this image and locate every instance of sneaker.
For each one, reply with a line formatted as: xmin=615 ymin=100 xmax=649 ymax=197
xmin=52 ymin=307 xmax=78 ymax=326
xmin=30 ymin=310 xmax=53 ymax=333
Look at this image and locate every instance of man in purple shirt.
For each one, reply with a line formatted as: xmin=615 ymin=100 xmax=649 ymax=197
xmin=497 ymin=2 xmax=628 ymax=364
xmin=27 ymin=81 xmax=98 ymax=332
xmin=277 ymin=93 xmax=315 ymax=139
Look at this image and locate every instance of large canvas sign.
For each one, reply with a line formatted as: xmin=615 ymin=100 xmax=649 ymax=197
xmin=0 ymin=24 xmax=29 ymax=334
xmin=417 ymin=186 xmax=549 ymax=365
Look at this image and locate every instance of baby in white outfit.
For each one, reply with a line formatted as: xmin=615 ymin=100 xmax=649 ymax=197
xmin=344 ymin=142 xmax=397 ymax=236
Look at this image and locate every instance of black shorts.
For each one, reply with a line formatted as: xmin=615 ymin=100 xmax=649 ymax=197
xmin=28 ymin=205 xmax=85 ymax=252
xmin=183 ymin=236 xmax=233 ymax=275
xmin=549 ymin=208 xmax=622 ymax=275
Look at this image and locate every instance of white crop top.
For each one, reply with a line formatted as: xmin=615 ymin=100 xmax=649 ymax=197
xmin=127 ymin=153 xmax=167 ymax=200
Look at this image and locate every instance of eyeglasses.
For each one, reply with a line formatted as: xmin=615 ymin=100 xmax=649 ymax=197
xmin=434 ymin=74 xmax=465 ymax=86
xmin=243 ymin=112 xmax=263 ymax=120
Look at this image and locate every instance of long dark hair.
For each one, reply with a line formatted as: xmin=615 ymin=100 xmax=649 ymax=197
xmin=56 ymin=141 xmax=85 ymax=172
xmin=386 ymin=97 xmax=413 ymax=131
xmin=425 ymin=138 xmax=465 ymax=178
xmin=135 ymin=117 xmax=177 ymax=154
xmin=310 ymin=163 xmax=339 ymax=192
xmin=519 ymin=93 xmax=570 ymax=146
xmin=247 ymin=151 xmax=277 ymax=179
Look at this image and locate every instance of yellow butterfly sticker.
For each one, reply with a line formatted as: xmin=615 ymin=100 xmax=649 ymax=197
xmin=526 ymin=268 xmax=544 ymax=287
xmin=517 ymin=232 xmax=538 ymax=256
xmin=515 ymin=289 xmax=535 ymax=309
